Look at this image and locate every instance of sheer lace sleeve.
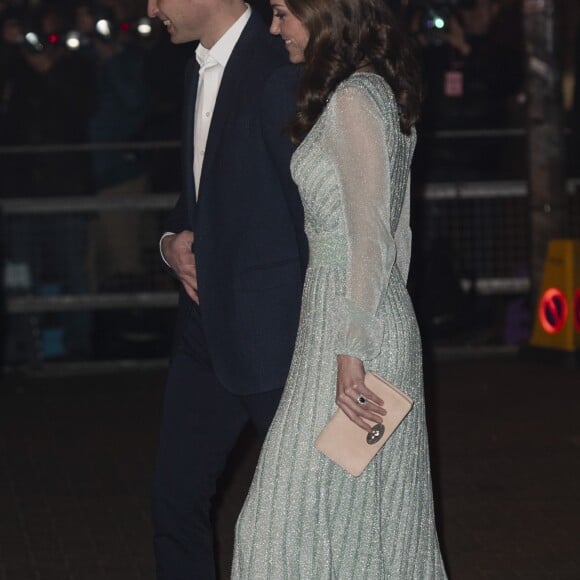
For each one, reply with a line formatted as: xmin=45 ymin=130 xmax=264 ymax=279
xmin=325 ymin=83 xmax=396 ymax=362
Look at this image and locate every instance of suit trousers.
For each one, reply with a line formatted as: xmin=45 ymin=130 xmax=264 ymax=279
xmin=152 ymin=313 xmax=283 ymax=580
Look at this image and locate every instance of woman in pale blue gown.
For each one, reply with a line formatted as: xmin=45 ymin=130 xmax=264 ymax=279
xmin=232 ymin=0 xmax=448 ymax=577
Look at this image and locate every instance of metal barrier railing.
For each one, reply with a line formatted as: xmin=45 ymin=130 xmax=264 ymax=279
xmin=0 ymin=140 xmax=180 ymax=154
xmin=2 ymin=178 xmax=579 ymax=317
xmin=0 ymin=192 xmax=177 ymax=215
xmin=6 ymin=291 xmax=178 ymax=314
xmin=2 ymin=133 xmax=578 ymax=367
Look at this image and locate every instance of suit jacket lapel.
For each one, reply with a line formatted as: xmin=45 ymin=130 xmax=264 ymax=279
xmin=183 ymin=56 xmax=199 ymax=228
xmin=197 ymin=14 xmax=259 ymax=205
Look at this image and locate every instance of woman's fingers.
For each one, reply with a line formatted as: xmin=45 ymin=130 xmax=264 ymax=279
xmin=335 ymin=355 xmax=385 ymax=430
xmin=337 ymin=399 xmax=373 ymax=432
xmin=354 ymin=382 xmax=384 ymax=408
xmin=342 ymin=397 xmax=384 ymax=425
xmin=337 ymin=383 xmax=385 ymax=429
xmin=345 ymin=381 xmax=386 ymax=418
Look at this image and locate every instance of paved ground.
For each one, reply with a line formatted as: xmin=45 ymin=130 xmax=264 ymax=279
xmin=0 ymin=354 xmax=579 ymax=580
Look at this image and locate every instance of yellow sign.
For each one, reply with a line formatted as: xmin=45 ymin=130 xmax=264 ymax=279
xmin=530 ymin=239 xmax=580 ymax=352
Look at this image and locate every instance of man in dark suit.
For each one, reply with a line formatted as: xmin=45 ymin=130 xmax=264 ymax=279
xmin=146 ymin=0 xmax=307 ymax=578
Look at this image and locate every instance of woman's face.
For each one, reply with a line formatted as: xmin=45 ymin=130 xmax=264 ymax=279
xmin=269 ymin=0 xmax=309 ymax=63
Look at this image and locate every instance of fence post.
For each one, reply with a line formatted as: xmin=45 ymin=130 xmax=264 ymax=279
xmin=524 ymin=0 xmax=567 ymax=299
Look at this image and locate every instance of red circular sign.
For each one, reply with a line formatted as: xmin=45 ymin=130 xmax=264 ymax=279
xmin=538 ymin=288 xmax=568 ymax=334
xmin=574 ymin=289 xmax=580 ymax=333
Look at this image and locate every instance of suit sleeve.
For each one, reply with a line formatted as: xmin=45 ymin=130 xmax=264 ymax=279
xmin=163 ymin=55 xmax=198 ymax=237
xmin=160 ymin=57 xmax=197 ymax=276
xmin=163 ymin=191 xmax=189 ymax=234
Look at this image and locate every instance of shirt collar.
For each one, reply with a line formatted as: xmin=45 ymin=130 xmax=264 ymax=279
xmin=195 ymin=4 xmax=251 ymax=69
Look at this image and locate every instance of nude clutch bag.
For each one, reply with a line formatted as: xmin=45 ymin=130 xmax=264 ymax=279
xmin=315 ymin=371 xmax=413 ymax=476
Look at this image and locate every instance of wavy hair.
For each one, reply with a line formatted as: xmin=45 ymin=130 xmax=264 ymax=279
xmin=284 ymin=0 xmax=422 ymax=143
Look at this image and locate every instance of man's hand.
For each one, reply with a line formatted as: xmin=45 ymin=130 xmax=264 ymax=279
xmin=445 ymin=15 xmax=471 ymax=56
xmin=22 ymin=50 xmax=55 ymax=74
xmin=336 ymin=355 xmax=386 ymax=432
xmin=162 ymin=231 xmax=198 ymax=303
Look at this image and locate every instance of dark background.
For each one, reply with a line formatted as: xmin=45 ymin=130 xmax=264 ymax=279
xmin=1 ymin=1 xmax=580 ymax=578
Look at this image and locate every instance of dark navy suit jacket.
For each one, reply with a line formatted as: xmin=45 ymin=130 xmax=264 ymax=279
xmin=164 ymin=12 xmax=308 ymax=395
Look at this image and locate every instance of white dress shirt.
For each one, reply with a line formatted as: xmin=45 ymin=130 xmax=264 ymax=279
xmin=193 ymin=5 xmax=252 ymax=196
xmin=160 ymin=5 xmax=251 ymax=266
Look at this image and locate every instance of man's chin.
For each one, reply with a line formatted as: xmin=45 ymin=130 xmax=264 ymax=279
xmin=170 ymin=33 xmax=194 ymax=45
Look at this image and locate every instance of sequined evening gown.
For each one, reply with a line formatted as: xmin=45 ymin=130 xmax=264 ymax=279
xmin=232 ymin=73 xmax=447 ymax=579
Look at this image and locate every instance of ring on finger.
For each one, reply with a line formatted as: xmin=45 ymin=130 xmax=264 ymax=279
xmin=356 ymin=394 xmax=367 ymax=406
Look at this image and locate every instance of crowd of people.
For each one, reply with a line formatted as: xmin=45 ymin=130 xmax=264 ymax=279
xmin=0 ymin=0 xmax=578 ymax=362
xmin=0 ymin=0 xmax=536 ymax=193
xmin=410 ymin=0 xmax=526 ymax=181
xmin=0 ymin=0 xmax=191 ymax=360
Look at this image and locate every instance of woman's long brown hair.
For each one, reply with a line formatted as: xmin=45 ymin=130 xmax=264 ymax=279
xmin=284 ymin=0 xmax=422 ymax=143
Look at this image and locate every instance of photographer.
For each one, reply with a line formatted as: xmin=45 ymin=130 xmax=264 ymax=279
xmin=409 ymin=0 xmax=526 ymax=343
xmin=77 ymin=0 xmax=153 ymax=293
xmin=413 ymin=0 xmax=525 ymax=181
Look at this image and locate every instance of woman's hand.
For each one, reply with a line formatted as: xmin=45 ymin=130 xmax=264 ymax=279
xmin=336 ymin=354 xmax=386 ymax=431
